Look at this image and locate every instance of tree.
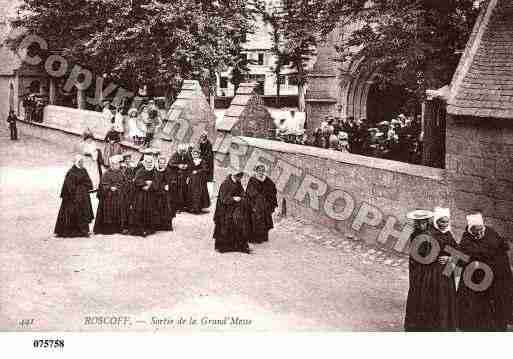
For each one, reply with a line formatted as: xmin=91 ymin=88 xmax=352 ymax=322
xmin=260 ymin=0 xmax=366 ymax=111
xmin=9 ymin=0 xmax=257 ymax=102
xmin=331 ymin=0 xmax=481 ymax=115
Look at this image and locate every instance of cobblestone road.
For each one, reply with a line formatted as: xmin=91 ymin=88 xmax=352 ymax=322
xmin=0 ymin=127 xmax=409 ymax=331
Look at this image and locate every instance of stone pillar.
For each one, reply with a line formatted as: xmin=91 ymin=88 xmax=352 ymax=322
xmin=49 ymin=78 xmax=56 ymax=105
xmin=77 ymin=88 xmax=87 ymax=109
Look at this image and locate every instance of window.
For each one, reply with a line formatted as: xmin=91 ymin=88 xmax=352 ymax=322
xmin=220 ymin=77 xmax=228 ymax=89
xmin=258 ymin=53 xmax=264 ymax=66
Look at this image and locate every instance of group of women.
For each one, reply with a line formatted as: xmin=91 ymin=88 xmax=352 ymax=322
xmin=405 ymin=207 xmax=513 ymax=331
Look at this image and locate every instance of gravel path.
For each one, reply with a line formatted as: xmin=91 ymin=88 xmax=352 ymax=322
xmin=0 ymin=127 xmax=409 ymax=331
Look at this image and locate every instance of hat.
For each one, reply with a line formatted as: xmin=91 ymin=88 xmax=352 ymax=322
xmin=232 ymin=170 xmax=245 ymax=177
xmin=466 ymin=213 xmax=484 ymax=228
xmin=122 ymin=153 xmax=132 ymax=158
xmin=407 ymin=209 xmax=434 ymax=220
xmin=378 ymin=121 xmax=390 ymax=126
xmin=110 ymin=155 xmax=123 ymax=164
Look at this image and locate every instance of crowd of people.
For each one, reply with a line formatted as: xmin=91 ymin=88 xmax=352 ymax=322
xmin=405 ymin=208 xmax=513 ymax=331
xmin=99 ymin=99 xmax=165 ymax=148
xmin=274 ymin=113 xmax=423 ymax=164
xmin=54 ymin=129 xmax=278 ymax=254
xmin=22 ymin=93 xmax=47 ymax=123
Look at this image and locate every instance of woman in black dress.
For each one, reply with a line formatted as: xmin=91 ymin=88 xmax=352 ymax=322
xmin=245 ymin=165 xmax=278 ymax=243
xmin=213 ymin=171 xmax=251 ymax=254
xmin=187 ymin=149 xmax=211 ymax=214
xmin=404 ymin=207 xmax=459 ymax=331
xmin=457 ymin=212 xmax=513 ymax=331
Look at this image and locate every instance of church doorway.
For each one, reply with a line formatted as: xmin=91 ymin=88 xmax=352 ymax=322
xmin=366 ymin=81 xmax=415 ymax=126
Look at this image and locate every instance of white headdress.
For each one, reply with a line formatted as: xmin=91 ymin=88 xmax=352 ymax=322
xmin=433 ymin=207 xmax=451 ymax=233
xmin=466 ymin=213 xmax=484 ymax=228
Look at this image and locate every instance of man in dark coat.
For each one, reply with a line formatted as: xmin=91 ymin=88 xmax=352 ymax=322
xmin=187 ymin=149 xmax=211 ymax=214
xmin=213 ymin=171 xmax=251 ymax=254
xmin=54 ymin=155 xmax=94 ymax=238
xmin=7 ymin=110 xmax=18 ymax=140
xmin=130 ymin=155 xmax=158 ymax=237
xmin=93 ymin=155 xmax=125 ymax=234
xmin=169 ymin=144 xmax=191 ymax=211
xmin=457 ymin=213 xmax=513 ymax=331
xmin=198 ymin=132 xmax=214 ymax=182
xmin=245 ymin=165 xmax=278 ymax=243
xmin=153 ymin=156 xmax=176 ymax=231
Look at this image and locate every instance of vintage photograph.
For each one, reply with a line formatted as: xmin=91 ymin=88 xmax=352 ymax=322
xmin=0 ymin=0 xmax=512 ymax=336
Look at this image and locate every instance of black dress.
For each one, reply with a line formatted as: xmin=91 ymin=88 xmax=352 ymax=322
xmin=93 ymin=168 xmax=125 ymax=235
xmin=213 ymin=176 xmax=250 ymax=253
xmin=404 ymin=227 xmax=459 ymax=331
xmin=169 ymin=151 xmax=191 ymax=211
xmin=129 ymin=167 xmax=158 ymax=236
xmin=457 ymin=227 xmax=513 ymax=331
xmin=245 ymin=176 xmax=278 ymax=243
xmin=54 ymin=165 xmax=94 ymax=237
xmin=187 ymin=159 xmax=211 ymax=214
xmin=153 ymin=168 xmax=176 ymax=231
xmin=199 ymin=139 xmax=214 ymax=182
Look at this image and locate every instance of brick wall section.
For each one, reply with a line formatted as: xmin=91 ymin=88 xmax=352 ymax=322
xmin=446 ymin=115 xmax=513 ymax=239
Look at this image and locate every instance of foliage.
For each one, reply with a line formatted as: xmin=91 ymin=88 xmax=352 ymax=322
xmin=9 ymin=0 xmax=258 ymax=97
xmin=337 ymin=0 xmax=482 ymax=113
xmin=260 ymin=0 xmax=366 ymax=110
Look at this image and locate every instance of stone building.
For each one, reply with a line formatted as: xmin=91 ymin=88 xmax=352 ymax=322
xmin=0 ymin=0 xmax=50 ymax=122
xmin=444 ymin=0 xmax=513 ymax=237
xmin=216 ymin=0 xmax=305 ymax=98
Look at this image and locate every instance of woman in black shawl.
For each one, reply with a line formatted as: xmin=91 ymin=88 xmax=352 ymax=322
xmin=187 ymin=149 xmax=211 ymax=214
xmin=169 ymin=144 xmax=191 ymax=211
xmin=54 ymin=155 xmax=94 ymax=238
xmin=457 ymin=213 xmax=513 ymax=331
xmin=245 ymin=165 xmax=278 ymax=243
xmin=129 ymin=155 xmax=158 ymax=237
xmin=198 ymin=132 xmax=214 ymax=182
xmin=213 ymin=171 xmax=251 ymax=254
xmin=153 ymin=156 xmax=176 ymax=231
xmin=404 ymin=207 xmax=459 ymax=331
xmin=93 ymin=155 xmax=125 ymax=235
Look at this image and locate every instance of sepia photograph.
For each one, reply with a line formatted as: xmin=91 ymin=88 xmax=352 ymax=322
xmin=0 ymin=0 xmax=512 ymax=351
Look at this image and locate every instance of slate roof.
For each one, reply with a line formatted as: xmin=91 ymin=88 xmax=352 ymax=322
xmin=447 ymin=0 xmax=513 ymax=119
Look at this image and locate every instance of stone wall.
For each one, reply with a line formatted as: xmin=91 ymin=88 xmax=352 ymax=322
xmin=446 ymin=115 xmax=513 ymax=239
xmin=43 ymin=105 xmax=111 ymax=139
xmin=214 ymin=134 xmax=451 ymax=254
